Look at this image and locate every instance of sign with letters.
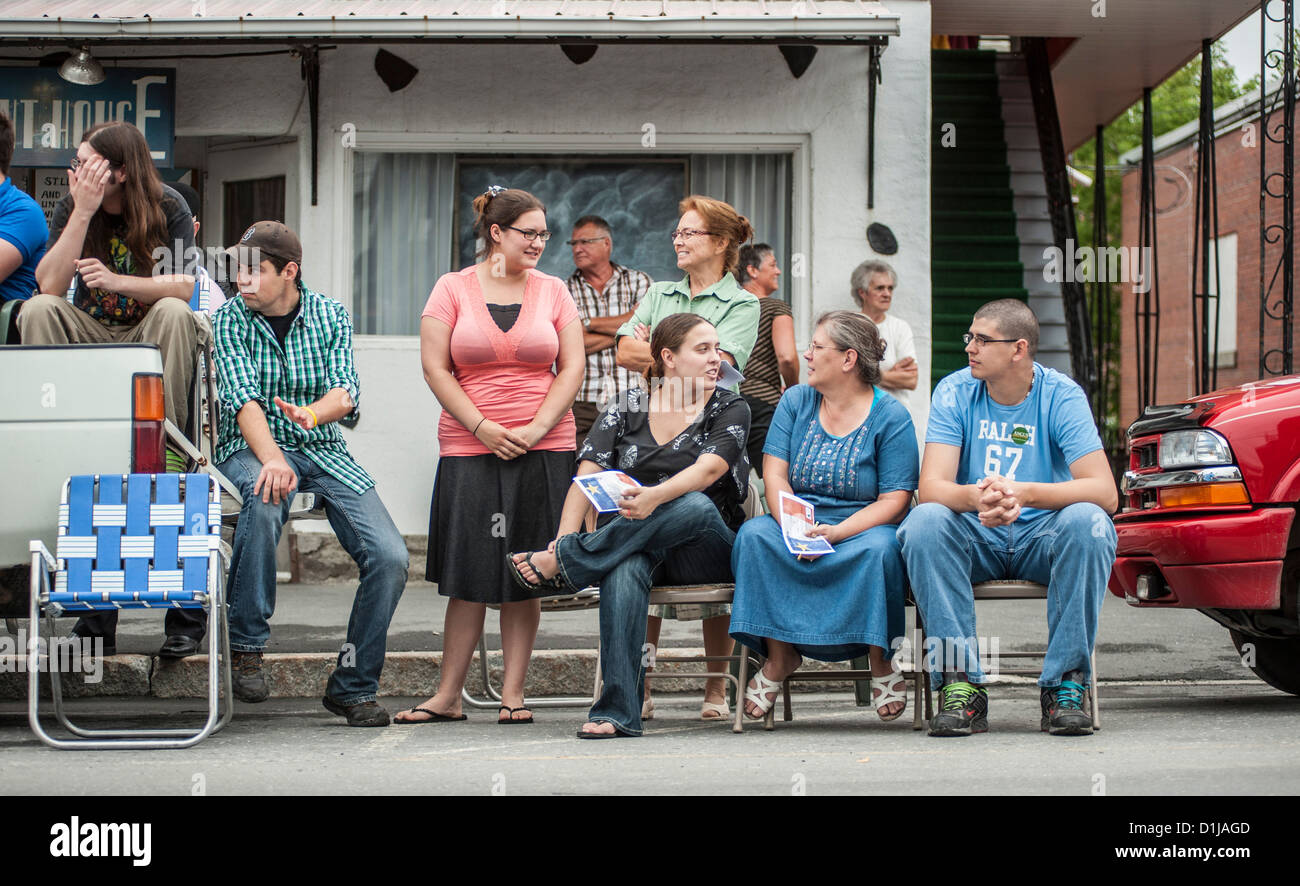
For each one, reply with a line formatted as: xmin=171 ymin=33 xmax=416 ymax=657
xmin=33 ymin=168 xmax=69 ymax=227
xmin=0 ymin=67 xmax=175 ymax=168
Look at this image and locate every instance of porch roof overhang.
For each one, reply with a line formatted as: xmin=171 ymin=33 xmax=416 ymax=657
xmin=0 ymin=0 xmax=899 ymax=45
xmin=933 ymin=0 xmax=1260 ymax=151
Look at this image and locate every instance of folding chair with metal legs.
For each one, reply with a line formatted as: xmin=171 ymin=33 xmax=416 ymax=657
xmin=461 ymin=588 xmax=603 ymax=710
xmin=919 ymin=580 xmax=1101 ymax=729
xmin=27 ymin=473 xmax=233 ymax=750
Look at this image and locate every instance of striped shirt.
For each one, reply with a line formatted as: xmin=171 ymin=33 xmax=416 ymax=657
xmin=739 ymin=295 xmax=793 ymax=406
xmin=567 ymin=262 xmax=652 ymax=405
xmin=212 ymin=285 xmax=374 ymax=493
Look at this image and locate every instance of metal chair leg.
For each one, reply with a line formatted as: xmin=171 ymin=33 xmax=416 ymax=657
xmin=1090 ymin=648 xmax=1101 ymax=730
xmin=29 ymin=572 xmax=230 ymax=748
xmin=461 ymin=632 xmax=597 ymax=710
xmin=733 ymin=649 xmax=748 ymax=733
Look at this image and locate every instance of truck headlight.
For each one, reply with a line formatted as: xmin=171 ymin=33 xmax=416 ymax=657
xmin=1158 ymin=429 xmax=1233 ymax=470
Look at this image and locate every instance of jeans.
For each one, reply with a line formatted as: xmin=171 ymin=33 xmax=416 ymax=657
xmin=71 ymin=607 xmax=206 ymax=646
xmin=897 ymin=502 xmax=1117 ymax=689
xmin=220 ymin=447 xmax=408 ymax=704
xmin=553 ymin=492 xmax=736 ymax=736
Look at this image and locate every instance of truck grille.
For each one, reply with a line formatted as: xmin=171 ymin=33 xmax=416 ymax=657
xmin=1126 ymin=436 xmax=1162 ymax=510
xmin=1133 ymin=442 xmax=1158 ymax=469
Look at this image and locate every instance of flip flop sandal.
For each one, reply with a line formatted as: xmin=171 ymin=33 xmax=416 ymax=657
xmin=576 ymin=725 xmax=627 ymax=739
xmin=871 ymin=669 xmax=909 ymax=722
xmin=506 ymin=551 xmax=566 ymax=593
xmin=700 ymin=701 xmax=730 ymax=721
xmin=498 ymin=705 xmax=534 ymax=725
xmin=394 ymin=705 xmax=467 ymax=725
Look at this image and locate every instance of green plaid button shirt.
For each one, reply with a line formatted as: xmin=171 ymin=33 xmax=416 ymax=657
xmin=213 ymin=285 xmax=374 ymax=493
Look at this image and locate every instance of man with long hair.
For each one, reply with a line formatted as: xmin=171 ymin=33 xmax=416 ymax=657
xmin=21 ymin=120 xmax=210 ymax=659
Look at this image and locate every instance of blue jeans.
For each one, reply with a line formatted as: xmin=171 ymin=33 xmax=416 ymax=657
xmin=897 ymin=502 xmax=1117 ymax=689
xmin=220 ymin=447 xmax=408 ymax=704
xmin=553 ymin=492 xmax=736 ymax=736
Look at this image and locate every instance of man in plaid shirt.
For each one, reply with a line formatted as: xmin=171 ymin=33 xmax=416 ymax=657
xmin=213 ymin=221 xmax=407 ymax=726
xmin=566 ymin=215 xmax=652 ymax=446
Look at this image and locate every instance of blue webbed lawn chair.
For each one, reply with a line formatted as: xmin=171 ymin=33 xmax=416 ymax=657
xmin=27 ymin=473 xmax=232 ymax=749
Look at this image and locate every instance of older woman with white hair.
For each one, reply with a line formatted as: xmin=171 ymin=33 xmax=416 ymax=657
xmin=851 ymin=259 xmax=917 ymax=410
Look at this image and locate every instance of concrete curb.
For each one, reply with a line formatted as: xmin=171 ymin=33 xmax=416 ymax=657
xmin=0 ymin=650 xmax=870 ymax=700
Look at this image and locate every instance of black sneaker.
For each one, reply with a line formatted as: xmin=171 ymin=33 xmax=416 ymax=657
xmin=322 ymin=696 xmax=390 ymax=727
xmin=231 ymin=651 xmax=269 ymax=703
xmin=928 ymin=680 xmax=989 ymax=737
xmin=1041 ymin=670 xmax=1093 ymax=735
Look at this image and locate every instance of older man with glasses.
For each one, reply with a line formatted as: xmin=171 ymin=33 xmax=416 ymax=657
xmin=565 ymin=214 xmax=652 ymax=446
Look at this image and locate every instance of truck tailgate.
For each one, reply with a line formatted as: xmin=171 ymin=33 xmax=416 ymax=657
xmin=0 ymin=344 xmax=164 ymax=567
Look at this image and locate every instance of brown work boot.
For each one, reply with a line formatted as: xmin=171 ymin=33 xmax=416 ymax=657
xmin=231 ymin=651 xmax=269 ymax=703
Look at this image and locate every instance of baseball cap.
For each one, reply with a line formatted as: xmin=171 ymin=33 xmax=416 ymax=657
xmin=226 ymin=220 xmax=302 ymax=265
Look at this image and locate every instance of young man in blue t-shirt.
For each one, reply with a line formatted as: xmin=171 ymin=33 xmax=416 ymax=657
xmin=898 ymin=299 xmax=1118 ymax=737
xmin=0 ymin=109 xmax=49 ymax=341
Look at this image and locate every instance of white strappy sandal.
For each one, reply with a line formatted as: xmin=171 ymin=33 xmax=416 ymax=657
xmin=871 ymin=668 xmax=908 ymax=722
xmin=744 ymin=666 xmax=783 ymax=720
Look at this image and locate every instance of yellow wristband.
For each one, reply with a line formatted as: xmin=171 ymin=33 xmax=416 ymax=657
xmin=302 ymin=405 xmax=319 ymax=429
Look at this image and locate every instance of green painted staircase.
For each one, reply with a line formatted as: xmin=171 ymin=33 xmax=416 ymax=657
xmin=931 ymin=49 xmax=1030 ymax=387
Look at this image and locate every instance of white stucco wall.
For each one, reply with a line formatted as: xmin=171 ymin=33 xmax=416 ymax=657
xmin=147 ymin=1 xmax=932 ymax=533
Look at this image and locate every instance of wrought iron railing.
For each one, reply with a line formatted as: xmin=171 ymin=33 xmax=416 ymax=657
xmin=1259 ymin=0 xmax=1296 ymax=377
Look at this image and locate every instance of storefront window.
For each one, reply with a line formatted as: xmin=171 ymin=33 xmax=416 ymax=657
xmin=351 ymin=151 xmax=792 ymax=335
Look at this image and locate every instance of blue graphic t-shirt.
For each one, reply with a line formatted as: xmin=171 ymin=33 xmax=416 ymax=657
xmin=0 ymin=176 xmax=48 ymax=303
xmin=926 ymin=362 xmax=1102 ymax=525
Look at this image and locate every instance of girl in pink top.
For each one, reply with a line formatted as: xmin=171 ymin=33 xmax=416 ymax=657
xmin=398 ymin=187 xmax=584 ymax=726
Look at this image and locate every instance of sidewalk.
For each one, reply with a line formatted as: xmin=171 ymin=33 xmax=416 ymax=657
xmin=0 ymin=580 xmax=1251 ymax=699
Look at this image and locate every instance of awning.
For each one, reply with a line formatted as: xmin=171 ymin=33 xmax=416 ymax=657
xmin=0 ymin=0 xmax=900 ymax=44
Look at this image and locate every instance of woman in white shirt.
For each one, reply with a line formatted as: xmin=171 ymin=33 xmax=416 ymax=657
xmin=850 ymin=260 xmax=917 ymax=409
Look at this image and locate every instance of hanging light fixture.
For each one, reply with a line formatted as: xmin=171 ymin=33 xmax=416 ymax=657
xmin=58 ymin=47 xmax=106 ymax=85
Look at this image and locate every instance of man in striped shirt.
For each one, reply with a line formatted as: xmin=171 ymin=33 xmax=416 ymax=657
xmin=566 ymin=215 xmax=652 ymax=446
xmin=213 ymin=221 xmax=407 ymax=726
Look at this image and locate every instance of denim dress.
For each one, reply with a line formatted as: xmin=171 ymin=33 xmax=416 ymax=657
xmin=729 ymin=385 xmax=919 ymax=661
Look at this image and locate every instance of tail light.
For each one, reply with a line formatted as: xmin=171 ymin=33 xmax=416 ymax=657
xmin=132 ymin=373 xmax=165 ymax=474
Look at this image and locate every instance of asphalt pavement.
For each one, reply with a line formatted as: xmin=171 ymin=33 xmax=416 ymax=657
xmin=1 ymin=682 xmax=1297 ymax=795
xmin=2 ymin=585 xmax=1299 ymax=794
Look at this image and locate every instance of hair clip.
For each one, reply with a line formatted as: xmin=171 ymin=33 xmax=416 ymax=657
xmin=485 ymin=185 xmax=506 ymax=197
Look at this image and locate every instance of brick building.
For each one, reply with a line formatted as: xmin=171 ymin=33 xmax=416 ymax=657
xmin=1119 ymin=84 xmax=1298 ymax=424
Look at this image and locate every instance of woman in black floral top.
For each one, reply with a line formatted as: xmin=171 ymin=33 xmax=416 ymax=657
xmin=510 ymin=313 xmax=750 ymax=737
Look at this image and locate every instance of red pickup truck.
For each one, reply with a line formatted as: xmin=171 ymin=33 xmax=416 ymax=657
xmin=1110 ymin=377 xmax=1300 ymax=696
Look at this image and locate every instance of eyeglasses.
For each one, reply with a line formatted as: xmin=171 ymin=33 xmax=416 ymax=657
xmin=670 ymin=228 xmax=714 ymax=242
xmin=566 ymin=236 xmax=608 ymax=247
xmin=802 ymin=342 xmax=845 ymax=354
xmin=69 ymin=156 xmax=116 ymax=172
xmin=506 ymin=226 xmax=552 ymax=242
xmin=962 ymin=333 xmax=1020 ymax=348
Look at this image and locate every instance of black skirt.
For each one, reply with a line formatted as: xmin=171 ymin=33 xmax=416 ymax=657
xmin=426 ymin=449 xmax=576 ymax=603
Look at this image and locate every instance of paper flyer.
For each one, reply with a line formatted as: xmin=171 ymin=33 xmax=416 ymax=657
xmin=779 ymin=490 xmax=835 ymax=557
xmin=717 ymin=360 xmax=745 ymax=389
xmin=574 ymin=470 xmax=643 ymax=513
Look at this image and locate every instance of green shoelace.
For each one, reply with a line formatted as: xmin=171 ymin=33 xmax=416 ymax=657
xmin=939 ymin=681 xmax=980 ymax=711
